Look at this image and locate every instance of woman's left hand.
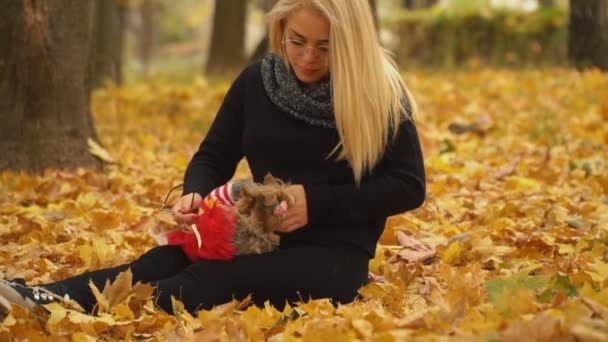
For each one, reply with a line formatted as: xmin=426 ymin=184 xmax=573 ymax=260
xmin=277 ymin=184 xmax=308 ymax=233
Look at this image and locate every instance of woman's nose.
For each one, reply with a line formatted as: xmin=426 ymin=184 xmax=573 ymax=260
xmin=301 ymin=48 xmax=318 ymax=62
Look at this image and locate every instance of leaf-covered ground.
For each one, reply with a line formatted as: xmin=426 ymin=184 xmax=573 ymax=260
xmin=1 ymin=68 xmax=607 ymax=341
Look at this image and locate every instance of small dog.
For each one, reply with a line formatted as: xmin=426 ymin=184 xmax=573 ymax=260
xmin=152 ymin=174 xmax=292 ymax=261
xmin=232 ymin=174 xmax=292 ymax=254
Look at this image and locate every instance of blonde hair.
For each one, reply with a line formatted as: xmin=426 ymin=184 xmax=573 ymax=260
xmin=267 ymin=0 xmax=417 ymax=184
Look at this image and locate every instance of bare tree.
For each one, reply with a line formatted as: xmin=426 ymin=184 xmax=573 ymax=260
xmin=206 ymin=0 xmax=248 ymax=75
xmin=0 ymin=0 xmax=101 ymax=172
xmin=569 ymin=0 xmax=608 ymax=70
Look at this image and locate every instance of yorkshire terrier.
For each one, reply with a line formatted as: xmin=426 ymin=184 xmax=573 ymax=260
xmin=151 ymin=174 xmax=292 ymax=261
xmin=232 ymin=174 xmax=292 ymax=254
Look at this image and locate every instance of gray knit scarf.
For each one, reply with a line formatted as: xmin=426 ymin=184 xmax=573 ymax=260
xmin=261 ymin=53 xmax=335 ymax=128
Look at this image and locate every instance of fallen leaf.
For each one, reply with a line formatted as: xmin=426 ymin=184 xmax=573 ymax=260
xmin=441 ymin=241 xmax=461 ymax=264
xmin=87 ymin=138 xmax=116 ymax=163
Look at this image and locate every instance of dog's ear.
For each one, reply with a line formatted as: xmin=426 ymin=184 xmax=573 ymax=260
xmin=236 ymin=184 xmax=257 ymax=215
xmin=241 ymin=183 xmax=255 ymax=198
xmin=263 ymin=173 xmax=281 ymax=187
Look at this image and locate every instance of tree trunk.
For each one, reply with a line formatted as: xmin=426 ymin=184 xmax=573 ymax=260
xmin=404 ymin=0 xmax=439 ymax=9
xmin=92 ymin=0 xmax=125 ymax=87
xmin=137 ymin=0 xmax=159 ymax=78
xmin=539 ymin=0 xmax=555 ymax=7
xmin=255 ymin=0 xmax=276 ymax=12
xmin=568 ymin=0 xmax=608 ymax=70
xmin=249 ymin=0 xmax=277 ymax=62
xmin=206 ymin=0 xmax=247 ymax=75
xmin=0 ymin=0 xmax=101 ymax=173
xmin=249 ymin=36 xmax=270 ymax=62
xmin=369 ymin=0 xmax=379 ymax=31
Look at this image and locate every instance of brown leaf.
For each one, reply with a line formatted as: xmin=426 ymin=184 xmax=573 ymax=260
xmin=89 ymin=280 xmax=109 ymax=313
xmin=103 ymin=269 xmax=134 ymax=308
xmin=494 ymin=156 xmax=521 ymax=180
xmin=502 ymin=314 xmax=563 ymax=342
xmin=397 ymin=309 xmax=428 ymax=329
xmin=389 ymin=231 xmax=436 ymax=264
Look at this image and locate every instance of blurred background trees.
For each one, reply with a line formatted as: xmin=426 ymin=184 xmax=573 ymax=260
xmin=206 ymin=0 xmax=248 ymax=75
xmin=112 ymin=0 xmax=604 ymax=80
xmin=568 ymin=0 xmax=608 ymax=70
xmin=404 ymin=0 xmax=439 ymax=9
xmin=93 ymin=0 xmax=126 ymax=86
xmin=108 ymin=0 xmax=607 ymax=80
xmin=1 ymin=0 xmax=607 ymax=172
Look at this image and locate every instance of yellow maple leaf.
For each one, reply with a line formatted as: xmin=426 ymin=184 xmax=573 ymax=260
xmin=441 ymin=241 xmax=461 ymax=264
xmin=585 ymin=261 xmax=608 ymax=283
xmin=351 ymin=318 xmax=374 ymax=338
xmin=502 ymin=314 xmax=562 ymax=341
xmin=103 ymin=269 xmax=134 ymax=308
xmin=87 ymin=138 xmax=116 ymax=163
xmin=557 ymin=243 xmax=575 ymax=255
xmin=112 ymin=302 xmax=135 ymax=321
xmin=78 ymin=243 xmax=94 ymax=270
xmin=358 ymin=282 xmax=390 ymax=300
xmin=494 ymin=287 xmax=538 ymax=318
xmin=505 ymin=176 xmax=541 ymax=191
xmin=89 ymin=280 xmax=110 ymax=313
xmin=44 ymin=302 xmax=68 ymax=326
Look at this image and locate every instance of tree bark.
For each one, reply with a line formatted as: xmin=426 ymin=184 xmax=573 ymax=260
xmin=249 ymin=36 xmax=270 ymax=63
xmin=137 ymin=0 xmax=159 ymax=78
xmin=249 ymin=0 xmax=277 ymax=62
xmin=255 ymin=0 xmax=276 ymax=12
xmin=568 ymin=0 xmax=608 ymax=70
xmin=0 ymin=0 xmax=101 ymax=173
xmin=206 ymin=0 xmax=247 ymax=75
xmin=403 ymin=0 xmax=439 ymax=9
xmin=369 ymin=0 xmax=379 ymax=31
xmin=92 ymin=0 xmax=125 ymax=87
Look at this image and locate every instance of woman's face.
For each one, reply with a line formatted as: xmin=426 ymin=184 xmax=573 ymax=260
xmin=282 ymin=8 xmax=330 ymax=85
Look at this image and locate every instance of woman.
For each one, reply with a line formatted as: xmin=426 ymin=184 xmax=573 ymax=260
xmin=0 ymin=0 xmax=425 ymax=315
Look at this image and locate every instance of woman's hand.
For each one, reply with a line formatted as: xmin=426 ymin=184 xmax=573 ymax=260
xmin=277 ymin=185 xmax=308 ymax=233
xmin=172 ymin=193 xmax=202 ymax=225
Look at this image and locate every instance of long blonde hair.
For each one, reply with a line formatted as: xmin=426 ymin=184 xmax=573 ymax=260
xmin=267 ymin=0 xmax=417 ymax=184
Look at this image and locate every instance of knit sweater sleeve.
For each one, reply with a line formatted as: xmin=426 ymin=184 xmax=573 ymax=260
xmin=303 ymin=119 xmax=426 ymax=225
xmin=182 ymin=68 xmax=247 ymax=197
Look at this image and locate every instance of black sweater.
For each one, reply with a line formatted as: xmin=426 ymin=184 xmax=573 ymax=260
xmin=183 ymin=61 xmax=426 ymax=258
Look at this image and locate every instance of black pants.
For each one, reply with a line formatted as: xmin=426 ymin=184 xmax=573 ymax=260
xmin=43 ymin=244 xmax=369 ymax=314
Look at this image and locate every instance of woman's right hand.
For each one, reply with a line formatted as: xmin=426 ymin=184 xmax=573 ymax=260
xmin=172 ymin=193 xmax=203 ymax=225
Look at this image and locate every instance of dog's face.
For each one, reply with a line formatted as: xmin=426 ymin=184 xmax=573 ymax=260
xmin=235 ymin=174 xmax=291 ymax=232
